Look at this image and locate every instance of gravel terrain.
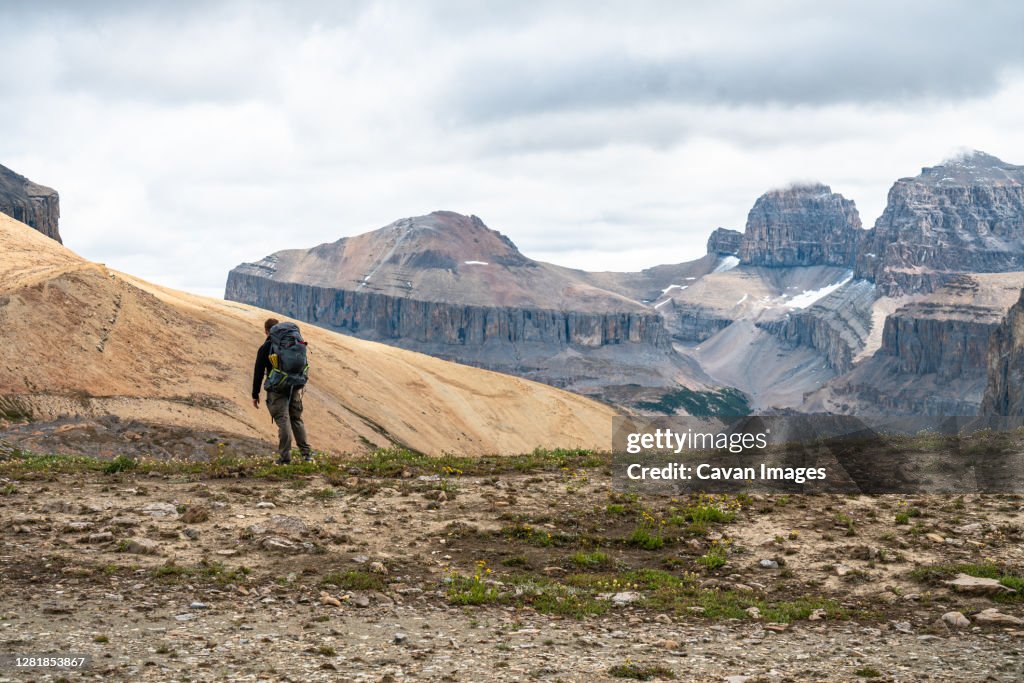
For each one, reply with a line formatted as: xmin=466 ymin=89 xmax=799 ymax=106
xmin=1 ymin=452 xmax=1022 ymax=682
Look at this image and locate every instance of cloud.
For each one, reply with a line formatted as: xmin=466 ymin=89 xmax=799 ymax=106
xmin=443 ymin=1 xmax=1024 ymax=124
xmin=1 ymin=1 xmax=1023 ymax=294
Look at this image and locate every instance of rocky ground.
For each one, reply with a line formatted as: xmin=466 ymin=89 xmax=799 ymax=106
xmin=1 ymin=448 xmax=1022 ymax=682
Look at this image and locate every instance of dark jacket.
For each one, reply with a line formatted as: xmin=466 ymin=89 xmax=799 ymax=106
xmin=252 ymin=337 xmax=272 ymax=399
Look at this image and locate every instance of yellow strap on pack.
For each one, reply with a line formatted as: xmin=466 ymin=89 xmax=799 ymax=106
xmin=269 ymin=353 xmax=279 ymax=369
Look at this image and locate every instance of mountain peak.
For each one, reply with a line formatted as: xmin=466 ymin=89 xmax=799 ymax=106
xmin=738 ymin=184 xmax=861 ymax=268
xmin=766 ymin=182 xmax=833 ymax=197
xmin=914 ymin=151 xmax=1024 ymax=186
xmin=364 ymin=211 xmax=528 ymax=267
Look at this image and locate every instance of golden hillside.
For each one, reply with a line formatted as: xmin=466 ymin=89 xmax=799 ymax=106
xmin=0 ymin=213 xmax=616 ymax=456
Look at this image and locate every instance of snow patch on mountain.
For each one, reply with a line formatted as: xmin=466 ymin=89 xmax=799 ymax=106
xmin=785 ymin=272 xmax=853 ymax=309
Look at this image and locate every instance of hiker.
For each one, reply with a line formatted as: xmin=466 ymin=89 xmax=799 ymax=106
xmin=252 ymin=317 xmax=313 ymax=464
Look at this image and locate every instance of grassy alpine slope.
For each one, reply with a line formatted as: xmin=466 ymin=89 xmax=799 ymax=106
xmin=0 ymin=211 xmax=615 ymax=457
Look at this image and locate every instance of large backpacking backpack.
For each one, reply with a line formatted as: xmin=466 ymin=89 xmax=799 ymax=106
xmin=264 ymin=322 xmax=309 ymax=392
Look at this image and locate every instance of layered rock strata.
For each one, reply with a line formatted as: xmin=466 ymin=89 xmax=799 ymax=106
xmin=760 ymin=279 xmax=876 ymax=374
xmin=706 ymin=228 xmax=742 ymax=256
xmin=0 ymin=163 xmax=60 ymax=243
xmin=738 ymin=185 xmax=862 ymax=268
xmin=857 ymin=152 xmax=1024 ymax=295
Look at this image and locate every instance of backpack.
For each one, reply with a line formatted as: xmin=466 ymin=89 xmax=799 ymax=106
xmin=264 ymin=322 xmax=309 ymax=392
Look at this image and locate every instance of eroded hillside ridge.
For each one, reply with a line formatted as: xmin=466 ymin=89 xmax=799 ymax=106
xmin=738 ymin=184 xmax=862 ymax=268
xmin=0 ymin=211 xmax=615 ymax=456
xmin=0 ymin=163 xmax=60 ymax=243
xmin=759 ymin=279 xmax=877 ymax=374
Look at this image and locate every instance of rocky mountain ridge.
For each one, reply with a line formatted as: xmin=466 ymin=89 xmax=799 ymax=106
xmin=227 ymin=151 xmax=1024 ymax=416
xmin=738 ymin=184 xmax=862 ymax=268
xmin=227 ymin=211 xmax=717 ymax=407
xmin=856 ymin=152 xmax=1024 ymax=295
xmin=0 ymin=163 xmax=61 ymax=243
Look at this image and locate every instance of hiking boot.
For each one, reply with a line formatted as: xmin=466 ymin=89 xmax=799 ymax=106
xmin=275 ymin=457 xmax=291 ymax=466
xmin=301 ymin=452 xmax=314 ymax=463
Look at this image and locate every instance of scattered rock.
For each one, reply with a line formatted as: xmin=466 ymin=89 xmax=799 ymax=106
xmin=369 ymin=561 xmax=389 ymax=575
xmin=140 ymin=502 xmax=178 ymax=519
xmin=759 ymin=559 xmax=778 ymax=569
xmin=892 ymin=621 xmax=913 ymax=634
xmin=121 ymin=537 xmax=160 ymax=554
xmin=973 ymin=609 xmax=1024 ymax=627
xmin=942 ymin=611 xmax=971 ymax=628
xmin=266 ymin=514 xmax=307 ymax=537
xmin=393 ymin=632 xmax=408 ymax=645
xmin=320 ymin=593 xmax=342 ymax=608
xmin=44 ymin=501 xmax=77 ymax=514
xmin=109 ymin=516 xmax=137 ymax=527
xmin=944 ymin=574 xmax=1016 ymax=595
xmin=607 ymin=591 xmax=642 ymax=606
xmin=256 ymin=502 xmax=276 ymax=509
xmin=834 ymin=564 xmax=851 ymax=577
xmin=180 ymin=506 xmax=210 ymax=524
xmin=261 ymin=536 xmax=299 ymax=553
xmin=183 ymin=527 xmax=200 ymax=540
xmin=87 ymin=531 xmax=114 ymax=544
xmin=745 ymin=607 xmax=761 ymax=619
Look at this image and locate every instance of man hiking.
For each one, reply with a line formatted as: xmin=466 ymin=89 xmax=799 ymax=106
xmin=252 ymin=317 xmax=313 ymax=464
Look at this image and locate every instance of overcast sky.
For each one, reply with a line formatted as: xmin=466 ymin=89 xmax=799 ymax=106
xmin=3 ymin=1 xmax=1024 ymax=298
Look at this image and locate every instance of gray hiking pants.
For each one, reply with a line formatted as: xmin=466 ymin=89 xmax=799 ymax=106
xmin=266 ymin=388 xmax=311 ymax=461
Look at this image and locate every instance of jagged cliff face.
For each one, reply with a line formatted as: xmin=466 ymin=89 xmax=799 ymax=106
xmin=227 ymin=211 xmax=715 ymax=407
xmin=806 ymin=273 xmax=1021 ymax=415
xmin=226 ymin=270 xmax=669 ymax=350
xmin=981 ymin=288 xmax=1024 ymax=416
xmin=0 ymin=163 xmax=60 ymax=243
xmin=857 ymin=152 xmax=1024 ymax=296
xmin=759 ymin=278 xmax=877 ymax=374
xmin=738 ymin=184 xmax=862 ymax=268
xmin=706 ymin=227 xmax=742 ymax=256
